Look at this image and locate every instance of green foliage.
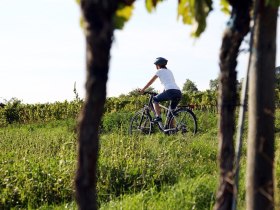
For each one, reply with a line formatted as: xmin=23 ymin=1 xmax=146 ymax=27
xmin=114 ymin=3 xmax=134 ymax=30
xmin=3 ymin=98 xmax=22 ymax=124
xmin=75 ymin=0 xmax=135 ymax=31
xmin=195 ymin=110 xmax=218 ymax=133
xmin=220 ymin=0 xmax=230 ymax=14
xmin=0 ymin=91 xmax=220 ymax=127
xmin=8 ymin=81 xmax=280 ymax=127
xmin=104 ymin=95 xmax=147 ymax=113
xmin=101 ymin=111 xmax=133 ymax=133
xmin=0 ymin=108 xmax=7 ymax=127
xmin=0 ymin=100 xmax=82 ymax=126
xmin=145 ymin=0 xmax=164 ymax=13
xmin=101 ymin=176 xmax=216 ymax=210
xmin=0 ymin=122 xmax=76 ymax=209
xmin=181 ymin=91 xmax=217 ymax=112
xmin=177 ymin=0 xmax=213 ymax=37
xmin=182 ymin=79 xmax=199 ymax=93
xmin=209 ymin=78 xmax=219 ymax=91
xmin=1 ymin=110 xmax=280 ymax=209
xmin=0 ymin=120 xmax=218 ymax=209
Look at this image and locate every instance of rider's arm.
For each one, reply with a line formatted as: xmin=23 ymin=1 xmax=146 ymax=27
xmin=140 ymin=75 xmax=158 ymax=94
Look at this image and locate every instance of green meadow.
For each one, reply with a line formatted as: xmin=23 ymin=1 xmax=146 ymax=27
xmin=1 ymin=110 xmax=279 ymax=209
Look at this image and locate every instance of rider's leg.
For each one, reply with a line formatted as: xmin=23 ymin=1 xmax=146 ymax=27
xmin=153 ymin=94 xmax=165 ymax=120
xmin=152 ymin=90 xmax=182 ymax=125
xmin=169 ymin=91 xmax=182 ymax=128
xmin=153 ymin=102 xmax=161 ymax=117
xmin=170 ymin=90 xmax=182 ymax=110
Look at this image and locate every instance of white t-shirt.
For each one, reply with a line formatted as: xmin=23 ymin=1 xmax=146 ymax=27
xmin=156 ymin=68 xmax=180 ymax=90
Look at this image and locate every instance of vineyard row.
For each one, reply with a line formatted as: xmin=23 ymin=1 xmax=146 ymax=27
xmin=1 ymin=89 xmax=280 ymax=125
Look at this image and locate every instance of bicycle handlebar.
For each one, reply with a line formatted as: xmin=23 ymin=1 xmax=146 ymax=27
xmin=143 ymin=91 xmax=157 ymax=96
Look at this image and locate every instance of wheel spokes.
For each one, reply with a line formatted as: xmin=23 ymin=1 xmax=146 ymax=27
xmin=129 ymin=110 xmax=152 ymax=135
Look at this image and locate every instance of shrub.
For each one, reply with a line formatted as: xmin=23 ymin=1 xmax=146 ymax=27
xmin=101 ymin=111 xmax=133 ymax=134
xmin=0 ymin=108 xmax=7 ymax=127
xmin=3 ymin=98 xmax=22 ymax=124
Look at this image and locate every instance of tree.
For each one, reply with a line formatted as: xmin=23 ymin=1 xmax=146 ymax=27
xmin=209 ymin=78 xmax=219 ymax=91
xmin=214 ymin=0 xmax=252 ymax=209
xmin=182 ymin=79 xmax=198 ymax=93
xmin=75 ymin=1 xmax=135 ymax=209
xmin=246 ymin=1 xmax=277 ymax=209
xmin=210 ymin=77 xmax=242 ymax=93
xmin=214 ymin=0 xmax=278 ymax=209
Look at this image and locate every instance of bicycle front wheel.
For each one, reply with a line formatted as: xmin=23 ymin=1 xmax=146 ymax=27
xmin=167 ymin=108 xmax=197 ymax=135
xmin=129 ymin=109 xmax=152 ymax=135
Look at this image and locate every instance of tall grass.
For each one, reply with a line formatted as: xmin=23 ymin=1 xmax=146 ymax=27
xmin=0 ymin=120 xmax=77 ymax=209
xmin=98 ymin=133 xmax=218 ymax=201
xmin=0 ymin=110 xmax=279 ymax=209
xmin=0 ymin=111 xmax=219 ymax=209
xmin=101 ymin=176 xmax=216 ymax=210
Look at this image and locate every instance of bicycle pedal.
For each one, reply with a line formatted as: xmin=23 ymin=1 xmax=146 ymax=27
xmin=153 ymin=117 xmax=162 ymax=122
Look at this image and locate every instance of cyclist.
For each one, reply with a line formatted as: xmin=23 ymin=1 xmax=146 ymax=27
xmin=140 ymin=57 xmax=182 ymax=122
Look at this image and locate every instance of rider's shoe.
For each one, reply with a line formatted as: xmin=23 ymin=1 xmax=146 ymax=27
xmin=153 ymin=116 xmax=162 ymax=122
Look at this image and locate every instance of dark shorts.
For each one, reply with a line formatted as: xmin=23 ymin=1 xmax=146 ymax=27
xmin=153 ymin=89 xmax=182 ymax=109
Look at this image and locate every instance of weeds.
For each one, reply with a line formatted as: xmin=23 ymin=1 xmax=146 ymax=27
xmin=0 ymin=110 xmax=279 ymax=209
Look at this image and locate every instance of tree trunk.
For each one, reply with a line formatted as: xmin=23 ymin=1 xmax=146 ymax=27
xmin=75 ymin=1 xmax=118 ymax=209
xmin=246 ymin=1 xmax=277 ymax=209
xmin=214 ymin=1 xmax=251 ymax=209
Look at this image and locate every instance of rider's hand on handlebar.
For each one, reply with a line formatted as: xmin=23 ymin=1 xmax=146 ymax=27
xmin=139 ymin=89 xmax=145 ymax=95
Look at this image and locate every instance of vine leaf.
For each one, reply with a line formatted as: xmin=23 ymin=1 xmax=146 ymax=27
xmin=177 ymin=0 xmax=213 ymax=37
xmin=145 ymin=0 xmax=164 ymax=13
xmin=114 ymin=4 xmax=134 ymax=29
xmin=220 ymin=0 xmax=230 ymax=14
xmin=75 ymin=1 xmax=135 ymax=30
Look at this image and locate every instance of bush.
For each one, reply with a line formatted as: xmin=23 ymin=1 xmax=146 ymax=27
xmin=0 ymin=108 xmax=7 ymax=127
xmin=3 ymin=98 xmax=22 ymax=124
xmin=101 ymin=111 xmax=133 ymax=134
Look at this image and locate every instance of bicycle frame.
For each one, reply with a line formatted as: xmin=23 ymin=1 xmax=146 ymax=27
xmin=144 ymin=92 xmax=178 ymax=133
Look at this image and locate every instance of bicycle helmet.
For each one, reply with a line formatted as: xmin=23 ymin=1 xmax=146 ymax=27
xmin=154 ymin=57 xmax=168 ymax=66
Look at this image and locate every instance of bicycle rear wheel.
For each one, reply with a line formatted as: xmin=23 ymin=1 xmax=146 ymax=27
xmin=167 ymin=108 xmax=197 ymax=135
xmin=129 ymin=109 xmax=152 ymax=135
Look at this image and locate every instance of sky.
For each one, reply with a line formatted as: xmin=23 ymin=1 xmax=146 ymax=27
xmin=0 ymin=0 xmax=276 ymax=104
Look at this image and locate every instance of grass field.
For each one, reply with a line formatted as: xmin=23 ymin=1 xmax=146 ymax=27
xmin=0 ymin=111 xmax=279 ymax=209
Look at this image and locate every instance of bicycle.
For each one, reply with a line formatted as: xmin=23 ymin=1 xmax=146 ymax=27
xmin=129 ymin=91 xmax=197 ymax=135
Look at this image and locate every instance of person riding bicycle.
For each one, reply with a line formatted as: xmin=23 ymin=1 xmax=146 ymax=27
xmin=140 ymin=57 xmax=182 ymax=122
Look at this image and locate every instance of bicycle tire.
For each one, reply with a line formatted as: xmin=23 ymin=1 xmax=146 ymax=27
xmin=167 ymin=108 xmax=197 ymax=135
xmin=129 ymin=109 xmax=152 ymax=135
